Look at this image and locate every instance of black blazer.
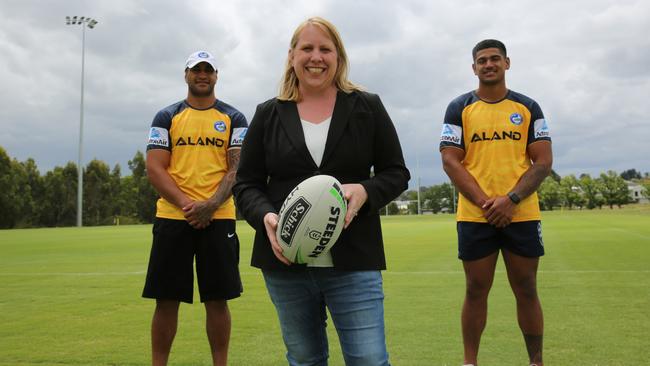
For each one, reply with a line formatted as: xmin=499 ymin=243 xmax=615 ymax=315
xmin=233 ymin=90 xmax=410 ymax=270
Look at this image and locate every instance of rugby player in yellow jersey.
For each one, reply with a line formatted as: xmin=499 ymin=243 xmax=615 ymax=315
xmin=142 ymin=51 xmax=248 ymax=366
xmin=440 ymin=40 xmax=552 ymax=366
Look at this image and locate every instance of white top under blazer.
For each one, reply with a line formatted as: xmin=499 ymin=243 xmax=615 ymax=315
xmin=301 ymin=116 xmax=333 ymax=267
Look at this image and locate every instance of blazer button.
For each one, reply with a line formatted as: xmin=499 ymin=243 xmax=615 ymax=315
xmin=314 ymin=170 xmax=321 ymax=175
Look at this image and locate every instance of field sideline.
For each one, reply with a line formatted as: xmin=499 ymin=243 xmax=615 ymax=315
xmin=1 ymin=206 xmax=649 ymax=365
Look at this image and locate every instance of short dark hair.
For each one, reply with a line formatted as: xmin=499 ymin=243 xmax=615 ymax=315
xmin=472 ymin=39 xmax=507 ymax=60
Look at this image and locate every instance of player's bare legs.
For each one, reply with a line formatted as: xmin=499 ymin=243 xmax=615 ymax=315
xmin=502 ymin=250 xmax=544 ymax=366
xmin=461 ymin=251 xmax=499 ymax=365
xmin=205 ymin=300 xmax=231 ymax=366
xmin=152 ymin=300 xmax=180 ymax=366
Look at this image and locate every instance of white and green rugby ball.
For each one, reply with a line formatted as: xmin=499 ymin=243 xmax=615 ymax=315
xmin=276 ymin=175 xmax=347 ymax=264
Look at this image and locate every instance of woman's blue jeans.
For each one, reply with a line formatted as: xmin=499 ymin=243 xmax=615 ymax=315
xmin=262 ymin=268 xmax=391 ymax=366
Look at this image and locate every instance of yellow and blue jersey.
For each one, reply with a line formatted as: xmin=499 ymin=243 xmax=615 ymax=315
xmin=147 ymin=100 xmax=248 ymax=220
xmin=439 ymin=90 xmax=551 ymax=223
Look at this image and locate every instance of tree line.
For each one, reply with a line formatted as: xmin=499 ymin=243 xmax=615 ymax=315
xmin=394 ymin=169 xmax=650 ymax=215
xmin=1 ymin=145 xmax=649 ymax=228
xmin=0 ymin=146 xmax=157 ymax=229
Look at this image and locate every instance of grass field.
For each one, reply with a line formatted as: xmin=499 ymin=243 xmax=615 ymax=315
xmin=1 ymin=206 xmax=649 ymax=365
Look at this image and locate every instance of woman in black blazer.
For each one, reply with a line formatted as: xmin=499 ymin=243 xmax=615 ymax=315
xmin=233 ymin=17 xmax=410 ymax=366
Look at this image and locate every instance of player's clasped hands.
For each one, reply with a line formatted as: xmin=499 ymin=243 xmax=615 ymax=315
xmin=183 ymin=200 xmax=216 ymax=229
xmin=482 ymin=195 xmax=516 ymax=228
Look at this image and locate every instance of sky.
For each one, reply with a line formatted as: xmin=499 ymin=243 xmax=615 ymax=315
xmin=1 ymin=0 xmax=648 ymax=188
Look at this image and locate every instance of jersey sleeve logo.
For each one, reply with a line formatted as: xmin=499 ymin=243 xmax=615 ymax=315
xmin=214 ymin=121 xmax=227 ymax=132
xmin=231 ymin=127 xmax=248 ymax=146
xmin=440 ymin=123 xmax=462 ymax=145
xmin=534 ymin=118 xmax=550 ymax=139
xmin=148 ymin=127 xmax=169 ymax=147
xmin=509 ymin=113 xmax=523 ymax=125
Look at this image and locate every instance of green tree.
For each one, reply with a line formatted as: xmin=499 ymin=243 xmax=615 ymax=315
xmin=83 ymin=159 xmax=113 ymax=225
xmin=538 ymin=177 xmax=562 ymax=210
xmin=40 ymin=162 xmax=78 ymax=226
xmin=21 ymin=158 xmax=44 ymax=226
xmin=399 ymin=189 xmax=420 ymax=214
xmin=9 ymin=158 xmax=38 ymax=228
xmin=0 ymin=149 xmax=45 ymax=228
xmin=0 ymin=147 xmax=21 ymax=228
xmin=422 ymin=186 xmax=440 ymax=213
xmin=598 ymin=171 xmax=630 ymax=209
xmin=439 ymin=183 xmax=455 ymax=213
xmin=386 ymin=202 xmax=399 ymax=215
xmin=404 ymin=190 xmax=418 ymax=202
xmin=128 ymin=151 xmax=158 ymax=223
xmin=560 ymin=174 xmax=586 ymax=210
xmin=109 ymin=164 xmax=134 ymax=222
xmin=423 ymin=183 xmax=455 ymax=213
xmin=0 ymin=151 xmax=38 ymax=228
xmin=117 ymin=174 xmax=140 ymax=223
xmin=579 ymin=174 xmax=604 ymax=209
xmin=407 ymin=201 xmax=419 ymax=215
xmin=620 ymin=169 xmax=642 ymax=180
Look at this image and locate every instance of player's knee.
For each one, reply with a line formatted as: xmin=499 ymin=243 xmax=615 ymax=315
xmin=465 ymin=279 xmax=492 ymax=300
xmin=511 ymin=276 xmax=538 ymax=300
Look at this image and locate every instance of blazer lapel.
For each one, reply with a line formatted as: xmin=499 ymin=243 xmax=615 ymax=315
xmin=322 ymin=91 xmax=357 ymax=165
xmin=275 ymin=100 xmax=316 ymax=167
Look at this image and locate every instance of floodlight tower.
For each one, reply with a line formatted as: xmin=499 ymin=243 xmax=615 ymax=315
xmin=416 ymin=154 xmax=421 ymax=215
xmin=65 ymin=16 xmax=98 ymax=227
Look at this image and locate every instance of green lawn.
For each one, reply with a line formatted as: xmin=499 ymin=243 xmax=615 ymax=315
xmin=1 ymin=206 xmax=648 ymax=365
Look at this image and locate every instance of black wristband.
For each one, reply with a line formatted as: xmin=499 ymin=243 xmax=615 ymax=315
xmin=507 ymin=191 xmax=521 ymax=204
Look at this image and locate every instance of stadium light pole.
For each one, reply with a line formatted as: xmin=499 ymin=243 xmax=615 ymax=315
xmin=66 ymin=16 xmax=98 ymax=227
xmin=416 ymin=154 xmax=421 ymax=215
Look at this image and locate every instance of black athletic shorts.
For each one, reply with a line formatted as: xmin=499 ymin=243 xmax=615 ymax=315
xmin=457 ymin=220 xmax=545 ymax=261
xmin=142 ymin=218 xmax=242 ymax=303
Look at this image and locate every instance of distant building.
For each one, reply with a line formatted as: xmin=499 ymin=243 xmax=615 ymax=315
xmin=393 ymin=200 xmax=411 ymax=211
xmin=626 ymin=181 xmax=649 ymax=204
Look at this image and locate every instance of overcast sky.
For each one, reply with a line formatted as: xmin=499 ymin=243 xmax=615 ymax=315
xmin=1 ymin=0 xmax=648 ymax=187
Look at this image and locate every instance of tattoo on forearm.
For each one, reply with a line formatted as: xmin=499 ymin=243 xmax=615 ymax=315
xmin=209 ymin=149 xmax=241 ymax=208
xmin=523 ymin=334 xmax=543 ymax=363
xmin=228 ymin=149 xmax=241 ymax=171
xmin=515 ymin=163 xmax=550 ymax=198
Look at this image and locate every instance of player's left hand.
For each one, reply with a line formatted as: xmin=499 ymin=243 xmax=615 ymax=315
xmin=183 ymin=200 xmax=216 ymax=229
xmin=482 ymin=196 xmax=516 ymax=228
xmin=341 ymin=183 xmax=368 ymax=229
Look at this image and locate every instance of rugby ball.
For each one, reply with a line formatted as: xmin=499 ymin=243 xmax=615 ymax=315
xmin=276 ymin=175 xmax=347 ymax=264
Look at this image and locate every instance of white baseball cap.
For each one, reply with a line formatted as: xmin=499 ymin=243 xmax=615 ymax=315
xmin=185 ymin=50 xmax=217 ymax=70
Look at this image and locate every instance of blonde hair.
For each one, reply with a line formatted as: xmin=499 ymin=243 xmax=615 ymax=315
xmin=278 ymin=17 xmax=362 ymax=101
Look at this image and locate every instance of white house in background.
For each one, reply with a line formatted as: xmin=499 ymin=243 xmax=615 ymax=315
xmin=626 ymin=181 xmax=649 ymax=204
xmin=393 ymin=200 xmax=411 ymax=211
